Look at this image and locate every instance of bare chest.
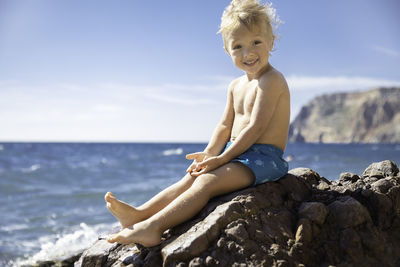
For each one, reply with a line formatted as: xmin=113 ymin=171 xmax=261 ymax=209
xmin=233 ymin=86 xmax=257 ymax=115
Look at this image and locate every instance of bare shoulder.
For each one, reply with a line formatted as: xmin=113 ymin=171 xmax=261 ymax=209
xmin=228 ymin=76 xmax=244 ymax=93
xmin=258 ymin=67 xmax=289 ymax=96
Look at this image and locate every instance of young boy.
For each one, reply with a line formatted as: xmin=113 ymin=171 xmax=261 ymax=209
xmin=105 ymin=0 xmax=290 ymax=247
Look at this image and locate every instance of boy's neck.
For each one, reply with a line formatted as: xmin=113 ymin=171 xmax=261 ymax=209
xmin=246 ymin=63 xmax=272 ymax=81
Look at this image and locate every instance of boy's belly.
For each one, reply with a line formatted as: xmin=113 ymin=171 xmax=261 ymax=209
xmin=231 ymin=118 xmax=288 ymax=151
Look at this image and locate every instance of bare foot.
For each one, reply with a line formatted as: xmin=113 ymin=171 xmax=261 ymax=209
xmin=107 ymin=221 xmax=162 ymax=247
xmin=104 ymin=192 xmax=142 ymax=228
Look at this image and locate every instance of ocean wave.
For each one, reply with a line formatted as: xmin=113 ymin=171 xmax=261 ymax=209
xmin=21 ymin=164 xmax=41 ymax=173
xmin=14 ymin=222 xmax=113 ymax=267
xmin=162 ymin=148 xmax=183 ymax=156
xmin=0 ymin=223 xmax=30 ymax=232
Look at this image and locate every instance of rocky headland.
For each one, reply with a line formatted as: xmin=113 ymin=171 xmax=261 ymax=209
xmin=34 ymin=159 xmax=400 ymax=267
xmin=288 ymin=87 xmax=400 ymax=143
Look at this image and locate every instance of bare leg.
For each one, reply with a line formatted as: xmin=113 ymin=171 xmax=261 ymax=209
xmin=107 ymin=163 xmax=255 ymax=246
xmin=105 ymin=173 xmax=197 ymax=228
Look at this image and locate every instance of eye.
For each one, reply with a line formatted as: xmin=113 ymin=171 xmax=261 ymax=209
xmin=232 ymin=45 xmax=242 ymax=50
xmin=254 ymin=40 xmax=262 ymax=45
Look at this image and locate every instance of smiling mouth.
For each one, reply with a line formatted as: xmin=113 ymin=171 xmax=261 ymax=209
xmin=244 ymin=59 xmax=258 ymax=66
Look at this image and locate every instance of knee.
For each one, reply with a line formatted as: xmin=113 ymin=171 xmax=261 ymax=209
xmin=190 ymin=173 xmax=216 ymax=194
xmin=179 ymin=172 xmax=197 ymax=188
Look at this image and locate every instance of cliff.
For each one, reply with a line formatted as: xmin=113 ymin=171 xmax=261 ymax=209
xmin=57 ymin=160 xmax=400 ymax=267
xmin=288 ymin=87 xmax=400 ymax=143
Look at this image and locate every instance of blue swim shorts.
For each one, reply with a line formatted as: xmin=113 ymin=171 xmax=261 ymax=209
xmin=222 ymin=142 xmax=289 ymax=186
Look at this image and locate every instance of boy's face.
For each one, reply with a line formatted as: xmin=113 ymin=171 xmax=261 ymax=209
xmin=226 ymin=24 xmax=272 ymax=80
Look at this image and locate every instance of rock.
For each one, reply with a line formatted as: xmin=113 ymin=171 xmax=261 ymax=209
xmin=327 ymin=196 xmax=372 ymax=228
xmin=277 ymin=173 xmax=310 ymax=201
xmin=371 ymin=179 xmax=393 ymax=193
xmin=339 ymin=172 xmax=360 ymax=183
xmin=339 ymin=228 xmax=363 ymax=262
xmin=74 ymin=160 xmax=400 ymax=267
xmin=75 ymin=239 xmax=119 ymax=266
xmin=317 ymin=181 xmax=330 ymax=191
xmin=288 ymin=168 xmax=320 ymax=185
xmin=33 ymin=254 xmax=82 ymax=267
xmin=295 ymin=218 xmax=312 ymax=243
xmin=224 ymin=221 xmax=249 ymax=244
xmin=298 ymin=202 xmax=328 ymax=225
xmin=362 ymin=160 xmax=399 ymax=178
xmin=288 ymin=87 xmax=400 ymax=143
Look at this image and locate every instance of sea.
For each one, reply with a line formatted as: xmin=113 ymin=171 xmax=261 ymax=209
xmin=0 ymin=142 xmax=399 ymax=266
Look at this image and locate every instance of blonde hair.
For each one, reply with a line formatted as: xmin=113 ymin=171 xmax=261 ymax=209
xmin=218 ymin=0 xmax=281 ymax=52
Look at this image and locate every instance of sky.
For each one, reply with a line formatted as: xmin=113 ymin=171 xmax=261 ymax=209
xmin=0 ymin=0 xmax=399 ymax=142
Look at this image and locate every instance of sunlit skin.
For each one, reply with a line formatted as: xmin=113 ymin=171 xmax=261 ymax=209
xmin=104 ymin=22 xmax=290 ymax=246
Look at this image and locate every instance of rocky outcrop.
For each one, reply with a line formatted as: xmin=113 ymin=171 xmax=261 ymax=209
xmin=73 ymin=160 xmax=400 ymax=267
xmin=288 ymin=87 xmax=400 ymax=143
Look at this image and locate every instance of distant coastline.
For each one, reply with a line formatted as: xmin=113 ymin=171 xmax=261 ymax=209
xmin=289 ymin=87 xmax=400 ymax=144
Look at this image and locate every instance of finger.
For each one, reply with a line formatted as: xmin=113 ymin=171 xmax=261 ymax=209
xmin=191 ymin=168 xmax=207 ymax=177
xmin=196 ymin=158 xmax=211 ymax=169
xmin=186 ymin=162 xmax=195 ymax=172
xmin=186 ymin=152 xmax=201 ymax=160
xmin=190 ymin=170 xmax=201 ymax=177
xmin=196 ymin=162 xmax=204 ymax=170
xmin=186 ymin=163 xmax=196 ymax=173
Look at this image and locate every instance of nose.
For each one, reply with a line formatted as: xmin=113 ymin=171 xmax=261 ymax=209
xmin=243 ymin=47 xmax=255 ymax=57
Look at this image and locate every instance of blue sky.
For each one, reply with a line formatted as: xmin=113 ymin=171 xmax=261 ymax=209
xmin=1 ymin=0 xmax=399 ymax=142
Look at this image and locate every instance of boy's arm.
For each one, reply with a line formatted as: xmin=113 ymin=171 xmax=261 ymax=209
xmin=218 ymin=72 xmax=287 ymax=164
xmin=203 ymin=81 xmax=235 ymax=156
xmin=185 ymin=80 xmax=235 ymax=174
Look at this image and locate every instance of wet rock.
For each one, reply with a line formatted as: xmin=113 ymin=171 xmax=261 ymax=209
xmin=76 ymin=239 xmax=119 ymax=266
xmin=74 ymin=160 xmax=400 ymax=267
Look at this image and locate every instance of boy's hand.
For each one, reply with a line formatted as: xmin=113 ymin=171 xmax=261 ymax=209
xmin=186 ymin=152 xmax=211 ymax=174
xmin=189 ymin=156 xmax=223 ymax=177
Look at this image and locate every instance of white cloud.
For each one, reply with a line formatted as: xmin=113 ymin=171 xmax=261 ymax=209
xmin=0 ymin=79 xmax=227 ymax=142
xmin=287 ymin=75 xmax=400 ymax=92
xmin=2 ymin=75 xmax=398 ymax=141
xmin=371 ymin=45 xmax=400 ymax=58
xmin=92 ymin=104 xmax=124 ymax=113
xmin=145 ymin=92 xmax=218 ymax=106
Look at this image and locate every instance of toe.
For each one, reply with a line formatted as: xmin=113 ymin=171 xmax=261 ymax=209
xmin=105 ymin=192 xmax=116 ymax=203
xmin=104 ymin=192 xmax=110 ymax=202
xmin=107 ymin=234 xmax=117 ymax=243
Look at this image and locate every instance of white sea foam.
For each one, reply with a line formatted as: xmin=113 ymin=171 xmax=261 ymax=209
xmin=15 ymin=222 xmax=113 ymax=266
xmin=21 ymin=164 xmax=41 ymax=173
xmin=162 ymin=148 xmax=183 ymax=156
xmin=0 ymin=223 xmax=29 ymax=232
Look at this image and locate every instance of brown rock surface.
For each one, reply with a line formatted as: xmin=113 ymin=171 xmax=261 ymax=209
xmin=68 ymin=160 xmax=400 ymax=267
